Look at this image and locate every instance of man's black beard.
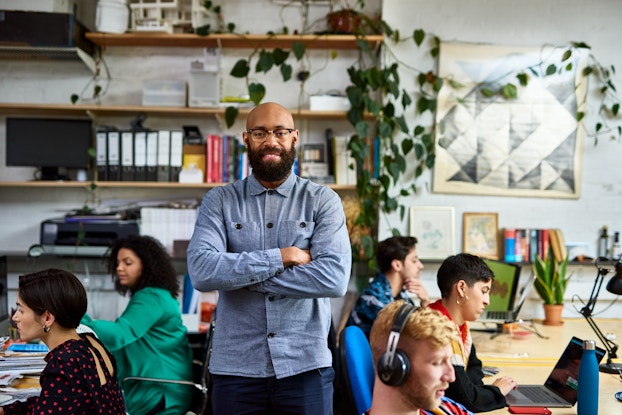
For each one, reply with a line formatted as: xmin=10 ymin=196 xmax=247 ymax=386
xmin=248 ymin=144 xmax=297 ymax=183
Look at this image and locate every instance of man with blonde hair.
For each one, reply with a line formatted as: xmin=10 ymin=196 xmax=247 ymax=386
xmin=368 ymin=301 xmax=473 ymax=415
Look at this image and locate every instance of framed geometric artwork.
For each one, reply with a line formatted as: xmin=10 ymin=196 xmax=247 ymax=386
xmin=433 ymin=42 xmax=589 ymax=199
xmin=462 ymin=212 xmax=499 ymax=259
xmin=409 ymin=206 xmax=455 ymax=260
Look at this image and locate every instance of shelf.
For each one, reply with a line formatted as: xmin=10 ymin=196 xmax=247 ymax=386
xmin=0 ymin=181 xmax=356 ymax=191
xmin=85 ymin=32 xmax=384 ymax=50
xmin=0 ymin=103 xmax=366 ymax=120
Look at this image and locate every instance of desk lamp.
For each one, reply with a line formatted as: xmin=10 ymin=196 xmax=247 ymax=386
xmin=580 ymin=257 xmax=622 ymax=374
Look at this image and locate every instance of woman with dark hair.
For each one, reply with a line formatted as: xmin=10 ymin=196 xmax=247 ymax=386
xmin=0 ymin=268 xmax=125 ymax=414
xmin=428 ymin=253 xmax=517 ymax=412
xmin=81 ymin=235 xmax=193 ymax=415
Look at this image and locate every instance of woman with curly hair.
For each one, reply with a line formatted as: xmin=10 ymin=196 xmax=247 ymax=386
xmin=81 ymin=235 xmax=193 ymax=415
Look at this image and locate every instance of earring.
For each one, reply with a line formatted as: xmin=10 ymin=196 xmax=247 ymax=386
xmin=43 ymin=325 xmax=51 ymax=333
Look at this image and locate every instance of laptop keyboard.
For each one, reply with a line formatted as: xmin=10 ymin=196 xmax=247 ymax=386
xmin=483 ymin=310 xmax=509 ymax=320
xmin=520 ymin=386 xmax=558 ymax=402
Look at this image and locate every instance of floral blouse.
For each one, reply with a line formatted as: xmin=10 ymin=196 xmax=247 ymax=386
xmin=2 ymin=334 xmax=126 ymax=415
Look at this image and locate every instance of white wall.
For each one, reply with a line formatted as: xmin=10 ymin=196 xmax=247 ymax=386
xmin=382 ymin=0 xmax=622 ymax=319
xmin=1 ymin=0 xmax=621 ymax=320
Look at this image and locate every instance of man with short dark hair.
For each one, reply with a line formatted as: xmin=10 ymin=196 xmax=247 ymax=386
xmin=347 ymin=236 xmax=428 ymax=337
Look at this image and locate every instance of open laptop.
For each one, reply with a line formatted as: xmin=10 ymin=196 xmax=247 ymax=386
xmin=505 ymin=336 xmax=606 ymax=407
xmin=479 ymin=259 xmax=529 ymax=323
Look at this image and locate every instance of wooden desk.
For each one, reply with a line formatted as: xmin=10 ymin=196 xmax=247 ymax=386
xmin=471 ymin=318 xmax=622 ymax=415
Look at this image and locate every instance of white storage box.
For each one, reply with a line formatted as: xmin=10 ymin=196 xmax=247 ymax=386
xmin=310 ymin=95 xmax=350 ymax=111
xmin=142 ymin=80 xmax=187 ymax=107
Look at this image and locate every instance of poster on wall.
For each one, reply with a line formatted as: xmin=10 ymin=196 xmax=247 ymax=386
xmin=433 ymin=42 xmax=589 ymax=199
xmin=409 ymin=206 xmax=455 ymax=260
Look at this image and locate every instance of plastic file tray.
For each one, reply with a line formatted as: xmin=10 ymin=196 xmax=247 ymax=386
xmin=6 ymin=343 xmax=49 ymax=353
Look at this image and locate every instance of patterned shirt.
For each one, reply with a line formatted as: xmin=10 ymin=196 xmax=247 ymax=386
xmin=3 ymin=334 xmax=126 ymax=415
xmin=423 ymin=396 xmax=473 ymax=414
xmin=347 ymin=272 xmax=415 ymax=338
xmin=187 ymin=173 xmax=351 ymax=379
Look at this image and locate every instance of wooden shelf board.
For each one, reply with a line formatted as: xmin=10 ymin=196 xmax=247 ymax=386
xmin=86 ymin=32 xmax=383 ymax=50
xmin=0 ymin=102 xmax=370 ymax=120
xmin=0 ymin=181 xmax=356 ymax=191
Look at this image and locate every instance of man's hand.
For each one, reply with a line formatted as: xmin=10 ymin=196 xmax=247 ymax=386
xmin=404 ymin=277 xmax=430 ymax=306
xmin=280 ymin=247 xmax=312 ymax=268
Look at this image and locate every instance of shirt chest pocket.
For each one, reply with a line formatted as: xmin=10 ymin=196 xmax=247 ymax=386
xmin=278 ymin=220 xmax=315 ymax=249
xmin=226 ymin=221 xmax=261 ymax=252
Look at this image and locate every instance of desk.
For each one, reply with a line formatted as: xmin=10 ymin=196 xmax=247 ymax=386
xmin=471 ymin=318 xmax=622 ymax=415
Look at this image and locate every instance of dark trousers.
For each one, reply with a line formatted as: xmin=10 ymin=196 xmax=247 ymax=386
xmin=211 ymin=367 xmax=335 ymax=415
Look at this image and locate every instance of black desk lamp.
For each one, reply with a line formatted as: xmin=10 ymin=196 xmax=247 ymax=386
xmin=580 ymin=257 xmax=622 ymax=374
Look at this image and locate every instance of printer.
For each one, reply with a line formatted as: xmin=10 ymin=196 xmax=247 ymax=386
xmin=40 ymin=217 xmax=139 ymax=256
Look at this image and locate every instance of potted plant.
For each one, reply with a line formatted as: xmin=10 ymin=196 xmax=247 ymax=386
xmin=533 ymin=247 xmax=570 ymax=325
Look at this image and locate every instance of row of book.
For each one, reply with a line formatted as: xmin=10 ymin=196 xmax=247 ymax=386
xmin=95 ymin=129 xmax=249 ymax=183
xmin=504 ymin=228 xmax=567 ymax=263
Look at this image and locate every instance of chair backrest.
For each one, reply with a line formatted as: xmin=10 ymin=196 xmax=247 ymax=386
xmin=339 ymin=325 xmax=375 ymax=415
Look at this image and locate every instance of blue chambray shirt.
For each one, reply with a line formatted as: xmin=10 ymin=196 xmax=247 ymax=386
xmin=187 ymin=173 xmax=351 ymax=379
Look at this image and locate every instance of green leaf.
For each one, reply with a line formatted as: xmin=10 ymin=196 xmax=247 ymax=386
xmin=292 ymin=41 xmax=306 ymax=60
xmin=224 ymin=106 xmax=239 ymax=128
xmin=501 ymin=83 xmax=517 ymax=99
xmin=248 ymin=83 xmax=266 ymax=105
xmin=70 ymin=94 xmax=79 ymax=104
xmin=395 ymin=115 xmax=408 ymax=134
xmin=401 ymin=138 xmax=413 ymax=155
xmin=230 ymin=59 xmax=250 ymax=78
xmin=413 ymin=29 xmax=425 ymax=46
xmin=272 ymin=48 xmax=289 ymax=65
xmin=561 ymin=49 xmax=572 ymax=62
xmin=545 ymin=64 xmax=557 ymax=76
xmin=516 ymin=73 xmax=529 ymax=87
xmin=413 ymin=125 xmax=425 ymax=136
xmin=577 ymin=111 xmax=585 ymax=122
xmin=481 ymin=88 xmax=496 ymax=97
xmin=280 ymin=64 xmax=292 ymax=82
xmin=612 ymin=103 xmax=620 ymax=116
xmin=256 ymin=50 xmax=274 ymax=73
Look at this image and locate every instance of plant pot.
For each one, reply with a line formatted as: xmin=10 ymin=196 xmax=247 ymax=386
xmin=327 ymin=9 xmax=361 ymax=34
xmin=542 ymin=304 xmax=564 ymax=326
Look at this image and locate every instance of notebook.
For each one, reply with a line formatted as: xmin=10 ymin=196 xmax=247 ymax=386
xmin=479 ymin=259 xmax=528 ymax=323
xmin=505 ymin=336 xmax=606 ymax=407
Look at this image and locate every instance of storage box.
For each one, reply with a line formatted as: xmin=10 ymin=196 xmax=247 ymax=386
xmin=310 ymin=95 xmax=350 ymax=111
xmin=142 ymin=80 xmax=187 ymax=107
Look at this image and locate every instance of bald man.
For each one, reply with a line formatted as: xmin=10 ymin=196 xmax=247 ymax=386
xmin=188 ymin=102 xmax=352 ymax=414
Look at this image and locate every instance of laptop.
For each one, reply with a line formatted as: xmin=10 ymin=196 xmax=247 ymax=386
xmin=479 ymin=259 xmax=530 ymax=323
xmin=505 ymin=336 xmax=606 ymax=407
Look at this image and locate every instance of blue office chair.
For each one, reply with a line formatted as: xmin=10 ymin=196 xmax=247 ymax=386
xmin=339 ymin=325 xmax=375 ymax=415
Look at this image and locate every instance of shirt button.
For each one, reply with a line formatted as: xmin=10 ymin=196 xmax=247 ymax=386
xmin=268 ymin=296 xmax=275 ymax=301
xmin=268 ymin=333 xmax=275 ymax=338
xmin=235 ymin=223 xmax=242 ymax=229
xmin=268 ymin=190 xmax=274 ymax=195
xmin=300 ymin=222 xmax=306 ymax=228
xmin=267 ymin=223 xmax=273 ymax=228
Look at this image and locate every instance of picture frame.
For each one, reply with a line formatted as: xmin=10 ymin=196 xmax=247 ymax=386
xmin=462 ymin=212 xmax=499 ymax=259
xmin=409 ymin=206 xmax=455 ymax=260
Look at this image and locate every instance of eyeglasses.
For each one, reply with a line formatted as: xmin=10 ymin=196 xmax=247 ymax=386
xmin=245 ymin=128 xmax=295 ymax=141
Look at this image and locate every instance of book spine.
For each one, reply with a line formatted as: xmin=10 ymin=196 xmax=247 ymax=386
xmin=504 ymin=228 xmax=516 ymax=262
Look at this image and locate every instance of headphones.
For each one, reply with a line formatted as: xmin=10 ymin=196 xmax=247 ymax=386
xmin=376 ymin=303 xmax=417 ymax=386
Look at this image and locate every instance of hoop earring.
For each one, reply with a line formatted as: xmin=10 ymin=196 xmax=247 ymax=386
xmin=43 ymin=325 xmax=51 ymax=333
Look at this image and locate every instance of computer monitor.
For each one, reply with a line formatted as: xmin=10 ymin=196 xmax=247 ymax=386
xmin=6 ymin=117 xmax=93 ymax=181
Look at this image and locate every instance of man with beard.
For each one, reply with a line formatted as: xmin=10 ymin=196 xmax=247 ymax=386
xmin=187 ymin=102 xmax=352 ymax=414
xmin=368 ymin=301 xmax=473 ymax=415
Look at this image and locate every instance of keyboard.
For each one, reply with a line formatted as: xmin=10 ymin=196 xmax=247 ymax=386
xmin=520 ymin=386 xmax=558 ymax=402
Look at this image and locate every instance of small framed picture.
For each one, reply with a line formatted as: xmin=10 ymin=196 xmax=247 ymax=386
xmin=462 ymin=212 xmax=499 ymax=259
xmin=409 ymin=206 xmax=455 ymax=260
